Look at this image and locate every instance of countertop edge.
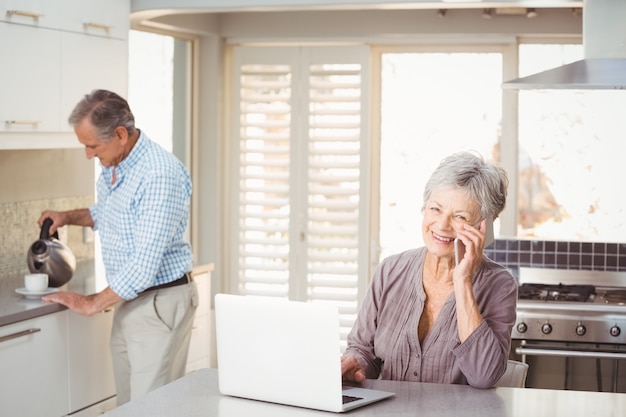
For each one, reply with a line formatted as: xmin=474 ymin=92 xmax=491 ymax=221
xmin=0 ymin=302 xmax=67 ymax=327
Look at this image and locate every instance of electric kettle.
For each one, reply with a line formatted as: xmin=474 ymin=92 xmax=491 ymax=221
xmin=26 ymin=218 xmax=76 ymax=287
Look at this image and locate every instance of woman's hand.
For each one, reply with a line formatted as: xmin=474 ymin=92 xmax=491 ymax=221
xmin=341 ymin=355 xmax=366 ymax=383
xmin=453 ymin=219 xmax=488 ymax=341
xmin=454 ymin=219 xmax=488 ymax=279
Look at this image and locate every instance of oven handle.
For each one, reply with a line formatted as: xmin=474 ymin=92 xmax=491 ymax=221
xmin=516 ymin=346 xmax=626 ymax=360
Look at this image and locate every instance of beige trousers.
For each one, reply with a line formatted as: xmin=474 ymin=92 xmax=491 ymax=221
xmin=110 ymin=282 xmax=198 ymax=405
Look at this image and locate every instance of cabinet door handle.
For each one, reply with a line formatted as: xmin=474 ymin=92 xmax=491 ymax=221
xmin=84 ymin=22 xmax=112 ymax=31
xmin=0 ymin=328 xmax=41 ymax=344
xmin=6 ymin=10 xmax=44 ymax=20
xmin=5 ymin=120 xmax=40 ymax=126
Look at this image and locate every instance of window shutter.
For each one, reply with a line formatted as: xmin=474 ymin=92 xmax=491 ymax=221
xmin=230 ymin=46 xmax=370 ymax=347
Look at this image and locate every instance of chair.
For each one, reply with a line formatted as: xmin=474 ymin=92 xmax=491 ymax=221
xmin=494 ymin=360 xmax=529 ymax=388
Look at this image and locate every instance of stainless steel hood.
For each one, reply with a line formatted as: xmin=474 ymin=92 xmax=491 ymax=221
xmin=502 ymin=0 xmax=626 ymax=90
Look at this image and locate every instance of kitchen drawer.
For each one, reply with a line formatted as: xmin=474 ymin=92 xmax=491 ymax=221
xmin=0 ymin=311 xmax=70 ymax=417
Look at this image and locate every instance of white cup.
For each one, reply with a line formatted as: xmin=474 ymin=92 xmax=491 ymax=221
xmin=25 ymin=273 xmax=48 ymax=292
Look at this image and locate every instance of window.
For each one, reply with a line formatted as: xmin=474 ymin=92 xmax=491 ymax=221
xmin=229 ymin=46 xmax=370 ymax=346
xmin=518 ymin=44 xmax=626 ymax=242
xmin=377 ymin=48 xmax=504 ymax=261
xmin=128 ymin=30 xmax=192 ymax=168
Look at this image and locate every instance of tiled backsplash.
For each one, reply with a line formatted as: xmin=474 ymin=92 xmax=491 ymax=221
xmin=0 ymin=196 xmax=94 ymax=277
xmin=486 ymin=239 xmax=626 ymax=278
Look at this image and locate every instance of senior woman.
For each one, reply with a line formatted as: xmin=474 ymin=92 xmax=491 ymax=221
xmin=341 ymin=151 xmax=517 ymax=389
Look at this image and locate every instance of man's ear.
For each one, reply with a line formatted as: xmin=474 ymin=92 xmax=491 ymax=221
xmin=114 ymin=126 xmax=129 ymax=144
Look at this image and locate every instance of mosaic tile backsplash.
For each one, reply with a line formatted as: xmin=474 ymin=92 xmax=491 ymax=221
xmin=485 ymin=239 xmax=626 ymax=279
xmin=0 ymin=196 xmax=94 ymax=277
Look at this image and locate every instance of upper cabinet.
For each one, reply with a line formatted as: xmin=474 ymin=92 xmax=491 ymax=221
xmin=0 ymin=0 xmax=129 ymax=150
xmin=61 ymin=0 xmax=129 ymax=40
xmin=0 ymin=0 xmax=63 ymax=28
xmin=1 ymin=0 xmax=128 ymax=38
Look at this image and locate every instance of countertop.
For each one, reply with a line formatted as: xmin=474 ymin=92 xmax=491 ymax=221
xmin=0 ymin=261 xmax=97 ymax=326
xmin=103 ymin=368 xmax=626 ymax=417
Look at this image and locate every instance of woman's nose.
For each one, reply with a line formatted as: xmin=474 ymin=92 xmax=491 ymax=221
xmin=437 ymin=216 xmax=454 ymax=230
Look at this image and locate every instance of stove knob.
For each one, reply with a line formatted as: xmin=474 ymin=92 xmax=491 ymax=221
xmin=516 ymin=322 xmax=528 ymax=334
xmin=575 ymin=324 xmax=586 ymax=336
xmin=541 ymin=323 xmax=552 ymax=335
xmin=610 ymin=326 xmax=621 ymax=337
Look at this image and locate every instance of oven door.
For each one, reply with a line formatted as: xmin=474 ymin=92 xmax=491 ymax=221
xmin=512 ymin=340 xmax=626 ymax=392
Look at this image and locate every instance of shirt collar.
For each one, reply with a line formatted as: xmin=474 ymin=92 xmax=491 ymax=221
xmin=101 ymin=130 xmax=147 ymax=185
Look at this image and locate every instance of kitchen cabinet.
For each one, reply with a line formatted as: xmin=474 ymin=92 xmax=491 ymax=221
xmin=60 ymin=0 xmax=129 ymax=40
xmin=0 ymin=0 xmax=63 ymax=28
xmin=186 ymin=264 xmax=214 ymax=373
xmin=61 ymin=32 xmax=128 ymax=129
xmin=0 ymin=0 xmax=129 ymax=150
xmin=67 ymin=309 xmax=116 ymax=416
xmin=0 ymin=23 xmax=63 ymax=134
xmin=0 ymin=311 xmax=70 ymax=417
xmin=1 ymin=0 xmax=128 ymax=38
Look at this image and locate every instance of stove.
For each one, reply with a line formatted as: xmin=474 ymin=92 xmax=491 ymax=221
xmin=513 ymin=268 xmax=626 ymax=346
xmin=512 ymin=268 xmax=626 ymax=392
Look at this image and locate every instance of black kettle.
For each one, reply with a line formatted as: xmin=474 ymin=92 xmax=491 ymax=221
xmin=26 ymin=218 xmax=76 ymax=287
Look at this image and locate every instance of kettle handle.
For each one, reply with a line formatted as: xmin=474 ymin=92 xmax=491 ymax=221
xmin=40 ymin=218 xmax=59 ymax=240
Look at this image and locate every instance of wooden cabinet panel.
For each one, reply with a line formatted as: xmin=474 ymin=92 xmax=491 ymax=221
xmin=0 ymin=0 xmax=63 ymax=29
xmin=0 ymin=23 xmax=62 ymax=133
xmin=67 ymin=309 xmax=116 ymax=414
xmin=60 ymin=32 xmax=128 ymax=129
xmin=61 ymin=0 xmax=130 ymax=40
xmin=0 ymin=0 xmax=129 ymax=150
xmin=0 ymin=312 xmax=70 ymax=417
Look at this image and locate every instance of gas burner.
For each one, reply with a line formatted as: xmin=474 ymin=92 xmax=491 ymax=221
xmin=518 ymin=283 xmax=595 ymax=302
xmin=603 ymin=290 xmax=626 ymax=306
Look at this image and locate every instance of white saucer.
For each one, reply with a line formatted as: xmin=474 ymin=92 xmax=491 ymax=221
xmin=15 ymin=287 xmax=59 ymax=299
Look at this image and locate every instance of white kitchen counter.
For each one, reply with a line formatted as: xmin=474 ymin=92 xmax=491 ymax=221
xmin=103 ymin=367 xmax=626 ymax=417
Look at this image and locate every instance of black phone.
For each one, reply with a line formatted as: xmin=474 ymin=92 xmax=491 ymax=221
xmin=454 ymin=218 xmax=494 ymax=265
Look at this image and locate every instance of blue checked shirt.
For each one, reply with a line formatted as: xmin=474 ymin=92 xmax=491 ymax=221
xmin=89 ymin=131 xmax=192 ymax=300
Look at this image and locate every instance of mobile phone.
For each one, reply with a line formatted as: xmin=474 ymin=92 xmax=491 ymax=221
xmin=454 ymin=238 xmax=465 ymax=265
xmin=455 ymin=218 xmax=495 ymax=265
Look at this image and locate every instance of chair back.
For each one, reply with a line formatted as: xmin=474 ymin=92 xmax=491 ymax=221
xmin=494 ymin=360 xmax=529 ymax=388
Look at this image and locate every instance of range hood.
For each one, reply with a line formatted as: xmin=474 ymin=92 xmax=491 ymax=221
xmin=502 ymin=0 xmax=626 ymax=90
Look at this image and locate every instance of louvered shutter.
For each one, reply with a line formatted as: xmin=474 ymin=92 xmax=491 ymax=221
xmin=230 ymin=46 xmax=370 ymax=346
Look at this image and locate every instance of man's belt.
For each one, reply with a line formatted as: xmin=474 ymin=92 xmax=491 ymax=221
xmin=141 ymin=272 xmax=192 ymax=293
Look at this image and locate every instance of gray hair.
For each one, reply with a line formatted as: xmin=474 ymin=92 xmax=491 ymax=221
xmin=422 ymin=151 xmax=509 ymax=220
xmin=68 ymin=89 xmax=136 ymax=142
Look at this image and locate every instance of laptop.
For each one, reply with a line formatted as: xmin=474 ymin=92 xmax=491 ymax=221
xmin=214 ymin=293 xmax=395 ymax=413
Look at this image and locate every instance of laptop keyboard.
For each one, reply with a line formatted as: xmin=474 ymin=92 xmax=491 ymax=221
xmin=342 ymin=395 xmax=363 ymax=404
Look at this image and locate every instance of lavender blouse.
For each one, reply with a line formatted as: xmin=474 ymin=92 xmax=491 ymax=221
xmin=345 ymin=247 xmax=518 ymax=388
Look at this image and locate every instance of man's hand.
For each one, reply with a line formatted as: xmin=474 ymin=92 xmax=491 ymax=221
xmin=42 ymin=287 xmax=122 ymax=316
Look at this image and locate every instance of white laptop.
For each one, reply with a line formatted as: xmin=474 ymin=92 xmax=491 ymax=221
xmin=214 ymin=293 xmax=395 ymax=413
